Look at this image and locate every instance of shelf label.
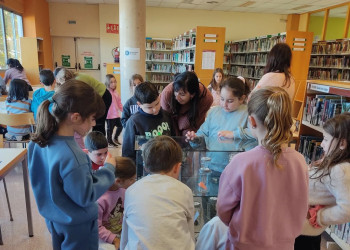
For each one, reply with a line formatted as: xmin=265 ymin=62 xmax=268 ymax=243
xmin=293 ymin=42 xmax=305 ymax=46
xmin=294 ymin=38 xmax=306 ymax=41
xmin=61 ymin=55 xmax=70 ymax=67
xmin=204 ymin=39 xmax=217 ymax=43
xmin=310 ymin=84 xmax=330 ymax=93
xmin=292 ymin=48 xmax=305 ymax=51
xmin=205 ymin=34 xmax=217 ymax=38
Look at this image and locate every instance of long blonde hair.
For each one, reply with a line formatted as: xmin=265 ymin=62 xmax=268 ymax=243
xmin=248 ymin=86 xmax=292 ymax=168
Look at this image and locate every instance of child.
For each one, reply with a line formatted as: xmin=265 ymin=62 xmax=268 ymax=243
xmin=5 ymin=79 xmax=32 ymax=141
xmin=186 ymin=77 xmax=253 ymax=141
xmin=105 ymin=74 xmax=123 ymax=147
xmin=4 ymin=58 xmax=32 ymax=90
xmin=121 ymin=74 xmax=144 ymax=128
xmin=98 ymin=156 xmax=136 ymax=250
xmin=251 ymin=43 xmax=295 ymax=101
xmin=122 ymin=82 xmax=175 ymax=162
xmin=120 ymin=135 xmax=195 ymax=249
xmin=28 ymin=80 xmax=117 ymax=249
xmin=217 ymin=87 xmax=309 ymax=250
xmin=84 ymin=131 xmax=109 ymax=171
xmin=295 ymin=113 xmax=350 ymax=250
xmin=31 ymin=69 xmax=56 ymax=121
xmin=208 ymin=68 xmax=224 ymax=106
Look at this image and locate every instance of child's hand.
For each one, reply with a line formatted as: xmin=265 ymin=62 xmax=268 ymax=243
xmin=105 ymin=152 xmax=117 ymax=168
xmin=217 ymin=131 xmax=234 ymax=139
xmin=185 ymin=131 xmax=196 ymax=141
xmin=113 ymin=237 xmax=120 ymax=249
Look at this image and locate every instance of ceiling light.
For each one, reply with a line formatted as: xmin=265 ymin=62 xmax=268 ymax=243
xmin=238 ymin=1 xmax=256 ymax=7
xmin=292 ymin=5 xmax=311 ymax=10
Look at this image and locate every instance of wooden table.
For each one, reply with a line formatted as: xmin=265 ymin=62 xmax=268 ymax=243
xmin=0 ymin=148 xmax=33 ymax=244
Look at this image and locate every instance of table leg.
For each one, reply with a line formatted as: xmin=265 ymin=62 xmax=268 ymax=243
xmin=22 ymin=156 xmax=33 ymax=237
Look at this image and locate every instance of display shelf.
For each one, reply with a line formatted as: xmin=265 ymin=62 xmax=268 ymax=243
xmin=301 ymin=120 xmax=323 ymax=133
xmin=145 ymin=38 xmax=173 ymax=88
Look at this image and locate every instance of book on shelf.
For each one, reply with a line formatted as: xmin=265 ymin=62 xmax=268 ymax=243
xmin=298 ymin=135 xmax=323 ymax=164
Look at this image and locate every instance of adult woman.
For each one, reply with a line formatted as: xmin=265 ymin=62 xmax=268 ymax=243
xmin=4 ymin=58 xmax=32 ymax=90
xmin=252 ymin=43 xmax=295 ymax=101
xmin=161 ymin=71 xmax=213 ymax=136
xmin=54 ymin=67 xmax=112 ymax=136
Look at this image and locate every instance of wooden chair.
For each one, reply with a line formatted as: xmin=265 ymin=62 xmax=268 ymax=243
xmin=0 ymin=134 xmax=14 ymax=245
xmin=0 ymin=113 xmax=35 ymax=148
xmin=0 ymin=96 xmax=6 ymax=102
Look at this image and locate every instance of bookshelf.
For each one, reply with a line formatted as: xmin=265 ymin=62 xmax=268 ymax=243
xmin=145 ymin=38 xmax=173 ymax=91
xmin=223 ymin=42 xmax=231 ymax=76
xmin=172 ymin=26 xmax=226 ymax=86
xmin=308 ymin=39 xmax=350 ymax=81
xmin=326 ymin=225 xmax=350 ymax=249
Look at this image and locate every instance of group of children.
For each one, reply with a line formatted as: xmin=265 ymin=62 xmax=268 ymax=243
xmin=13 ymin=42 xmax=349 ymax=250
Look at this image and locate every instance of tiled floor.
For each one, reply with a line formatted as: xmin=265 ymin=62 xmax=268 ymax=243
xmin=0 ymin=142 xmax=340 ymax=250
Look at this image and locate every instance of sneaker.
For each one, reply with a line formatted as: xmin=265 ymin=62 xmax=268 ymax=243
xmin=5 ymin=133 xmax=17 ymax=141
xmin=114 ymin=139 xmax=122 ymax=145
xmin=108 ymin=140 xmax=118 ymax=147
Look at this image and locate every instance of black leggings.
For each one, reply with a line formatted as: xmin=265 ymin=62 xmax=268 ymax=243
xmin=93 ymin=89 xmax=112 ymax=136
xmin=294 ymin=235 xmax=321 ymax=250
xmin=106 ymin=118 xmax=123 ymax=140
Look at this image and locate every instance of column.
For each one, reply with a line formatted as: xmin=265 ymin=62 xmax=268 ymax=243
xmin=119 ymin=0 xmax=146 ymax=104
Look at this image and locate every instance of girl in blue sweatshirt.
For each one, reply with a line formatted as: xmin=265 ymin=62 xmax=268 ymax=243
xmin=28 ymin=80 xmax=116 ymax=250
xmin=186 ymin=77 xmax=253 ymax=141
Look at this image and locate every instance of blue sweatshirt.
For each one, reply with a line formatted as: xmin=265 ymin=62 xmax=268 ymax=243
xmin=28 ymin=135 xmax=115 ymax=225
xmin=122 ymin=108 xmax=175 ymax=161
xmin=197 ymin=105 xmax=254 ymax=140
xmin=30 ymin=88 xmax=55 ymax=121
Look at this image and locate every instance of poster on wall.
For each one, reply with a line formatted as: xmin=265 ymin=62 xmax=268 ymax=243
xmin=202 ymin=50 xmax=215 ymax=70
xmin=84 ymin=56 xmax=93 ymax=69
xmin=125 ymin=47 xmax=140 ymax=60
xmin=62 ymin=55 xmax=71 ymax=67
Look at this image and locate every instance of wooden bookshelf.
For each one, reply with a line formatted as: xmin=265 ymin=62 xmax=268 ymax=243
xmin=326 ymin=227 xmax=350 ymax=249
xmin=145 ymin=38 xmax=173 ymax=90
xmin=172 ymin=26 xmax=226 ymax=86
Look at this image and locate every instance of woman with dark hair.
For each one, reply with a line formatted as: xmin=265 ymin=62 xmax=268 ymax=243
xmin=251 ymin=43 xmax=295 ymax=101
xmin=4 ymin=58 xmax=32 ymax=90
xmin=160 ymin=71 xmax=213 ymax=135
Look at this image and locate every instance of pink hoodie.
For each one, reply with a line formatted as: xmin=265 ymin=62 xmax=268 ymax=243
xmin=217 ymin=145 xmax=308 ymax=250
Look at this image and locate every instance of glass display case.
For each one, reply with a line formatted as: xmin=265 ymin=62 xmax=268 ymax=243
xmin=135 ymin=135 xmax=258 ymax=233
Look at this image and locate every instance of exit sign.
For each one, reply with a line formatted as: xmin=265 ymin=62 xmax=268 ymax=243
xmin=106 ymin=23 xmax=119 ymax=34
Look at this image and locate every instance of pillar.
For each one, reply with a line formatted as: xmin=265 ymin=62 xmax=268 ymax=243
xmin=119 ymin=0 xmax=146 ymax=104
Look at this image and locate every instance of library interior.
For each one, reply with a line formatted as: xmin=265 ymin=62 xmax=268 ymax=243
xmin=1 ymin=0 xmax=350 ymax=249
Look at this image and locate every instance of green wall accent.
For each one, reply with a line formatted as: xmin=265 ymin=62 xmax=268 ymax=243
xmin=309 ymin=15 xmax=348 ymax=40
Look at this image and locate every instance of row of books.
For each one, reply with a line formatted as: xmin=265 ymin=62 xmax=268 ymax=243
xmin=231 ymin=54 xmax=267 ymax=65
xmin=230 ymin=35 xmax=286 ymax=53
xmin=230 ymin=65 xmax=264 ymax=79
xmin=147 ymin=74 xmax=173 ymax=83
xmin=172 ymin=35 xmax=196 ymax=50
xmin=146 ymin=41 xmax=171 ymax=51
xmin=172 ymin=51 xmax=195 ymax=64
xmin=298 ymin=135 xmax=323 ymax=164
xmin=303 ymin=94 xmax=350 ymax=127
xmin=172 ymin=64 xmax=189 ymax=74
xmin=309 ymin=55 xmax=350 ymax=68
xmin=311 ymin=39 xmax=350 ymax=55
xmin=146 ymin=52 xmax=172 ymax=61
xmin=145 ymin=63 xmax=172 ymax=73
xmin=329 ymin=224 xmax=350 ymax=246
xmin=308 ymin=68 xmax=350 ymax=81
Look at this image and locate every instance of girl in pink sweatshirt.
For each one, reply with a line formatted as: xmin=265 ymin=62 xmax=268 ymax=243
xmin=97 ymin=156 xmax=136 ymax=250
xmin=105 ymin=74 xmax=123 ymax=147
xmin=217 ymin=86 xmax=309 ymax=250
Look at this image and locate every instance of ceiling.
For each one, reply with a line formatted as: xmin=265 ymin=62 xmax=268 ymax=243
xmin=46 ymin=0 xmax=350 ymax=15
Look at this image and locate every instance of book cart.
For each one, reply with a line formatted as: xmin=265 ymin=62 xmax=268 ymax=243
xmin=145 ymin=38 xmax=173 ymax=92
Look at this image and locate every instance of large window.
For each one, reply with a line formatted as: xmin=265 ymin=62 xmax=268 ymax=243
xmin=0 ymin=8 xmax=23 ymax=69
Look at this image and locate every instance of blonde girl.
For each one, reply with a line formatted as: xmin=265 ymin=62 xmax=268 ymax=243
xmin=295 ymin=113 xmax=350 ymax=250
xmin=105 ymin=74 xmax=123 ymax=147
xmin=208 ymin=68 xmax=224 ymax=106
xmin=28 ymin=80 xmax=116 ymax=249
xmin=217 ymin=87 xmax=308 ymax=250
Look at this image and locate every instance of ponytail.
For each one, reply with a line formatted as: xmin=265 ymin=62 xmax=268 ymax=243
xmin=31 ymin=80 xmax=105 ymax=147
xmin=7 ymin=58 xmax=24 ymax=72
xmin=248 ymin=87 xmax=292 ymax=168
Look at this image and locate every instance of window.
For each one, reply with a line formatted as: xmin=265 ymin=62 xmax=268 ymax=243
xmin=0 ymin=8 xmax=23 ymax=69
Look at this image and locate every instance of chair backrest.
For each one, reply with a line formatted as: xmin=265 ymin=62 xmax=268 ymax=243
xmin=0 ymin=113 xmax=35 ymax=127
xmin=0 ymin=96 xmax=6 ymax=102
xmin=0 ymin=134 xmax=3 ymax=148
